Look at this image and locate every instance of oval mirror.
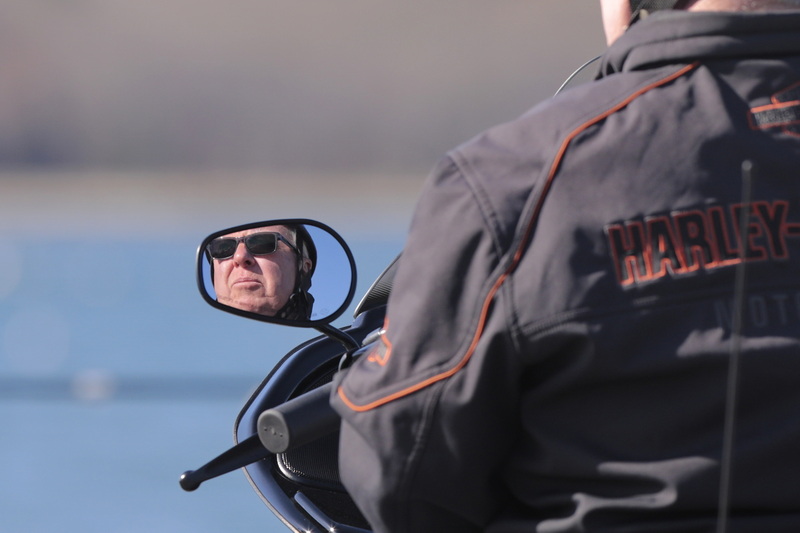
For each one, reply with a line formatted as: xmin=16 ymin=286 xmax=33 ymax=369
xmin=197 ymin=219 xmax=357 ymax=327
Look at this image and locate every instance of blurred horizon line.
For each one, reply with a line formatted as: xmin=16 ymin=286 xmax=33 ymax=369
xmin=0 ymin=169 xmax=426 ymax=239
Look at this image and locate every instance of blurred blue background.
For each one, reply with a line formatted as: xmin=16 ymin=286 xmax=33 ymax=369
xmin=0 ymin=1 xmax=603 ymax=531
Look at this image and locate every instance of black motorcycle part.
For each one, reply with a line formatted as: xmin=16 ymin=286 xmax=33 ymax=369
xmin=179 ymin=435 xmax=268 ymax=492
xmin=235 ymin=306 xmax=386 ymax=533
xmin=257 ymin=382 xmax=337 ymax=454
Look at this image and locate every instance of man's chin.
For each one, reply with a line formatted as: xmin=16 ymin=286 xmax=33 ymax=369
xmin=219 ymin=295 xmax=278 ymax=317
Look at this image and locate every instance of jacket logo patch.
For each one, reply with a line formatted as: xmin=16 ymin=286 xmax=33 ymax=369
xmin=365 ymin=333 xmax=392 ymax=366
xmin=749 ymin=83 xmax=800 ymax=136
xmin=605 ymin=201 xmax=800 ymax=287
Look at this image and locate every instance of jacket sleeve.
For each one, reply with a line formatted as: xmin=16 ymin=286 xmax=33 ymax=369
xmin=331 ymin=155 xmax=524 ymax=533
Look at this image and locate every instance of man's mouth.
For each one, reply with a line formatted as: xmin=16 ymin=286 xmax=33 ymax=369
xmin=233 ymin=278 xmax=262 ymax=287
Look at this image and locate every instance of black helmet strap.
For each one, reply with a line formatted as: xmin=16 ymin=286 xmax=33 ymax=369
xmin=629 ymin=0 xmax=683 ymax=24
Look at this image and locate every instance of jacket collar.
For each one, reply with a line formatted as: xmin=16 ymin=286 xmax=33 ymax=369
xmin=599 ymin=11 xmax=800 ymax=77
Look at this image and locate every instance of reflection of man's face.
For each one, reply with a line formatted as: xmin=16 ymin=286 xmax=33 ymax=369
xmin=212 ymin=226 xmax=299 ymax=316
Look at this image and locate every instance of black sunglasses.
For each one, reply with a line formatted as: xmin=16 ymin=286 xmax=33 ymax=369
xmin=207 ymin=232 xmax=299 ymax=260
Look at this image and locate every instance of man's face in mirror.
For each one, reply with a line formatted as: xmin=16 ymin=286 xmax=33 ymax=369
xmin=211 ymin=225 xmax=304 ymax=317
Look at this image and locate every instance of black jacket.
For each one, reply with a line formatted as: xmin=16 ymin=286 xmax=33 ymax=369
xmin=333 ymin=11 xmax=800 ymax=533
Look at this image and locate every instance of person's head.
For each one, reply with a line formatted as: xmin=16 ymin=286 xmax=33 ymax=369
xmin=208 ymin=225 xmax=313 ymax=317
xmin=600 ymin=0 xmax=800 ymax=45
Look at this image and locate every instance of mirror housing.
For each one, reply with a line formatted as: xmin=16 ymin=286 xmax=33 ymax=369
xmin=197 ymin=219 xmax=357 ymax=327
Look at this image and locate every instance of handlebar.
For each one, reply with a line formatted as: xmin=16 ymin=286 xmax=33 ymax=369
xmin=180 ymin=435 xmax=268 ymax=492
xmin=257 ymin=382 xmax=340 ymax=454
xmin=180 ymin=383 xmax=340 ymax=491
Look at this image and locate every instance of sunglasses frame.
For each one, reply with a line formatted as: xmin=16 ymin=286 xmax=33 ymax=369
xmin=208 ymin=232 xmax=299 ymax=260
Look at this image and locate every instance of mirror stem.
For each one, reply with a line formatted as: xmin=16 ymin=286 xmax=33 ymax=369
xmin=314 ymin=324 xmax=360 ymax=352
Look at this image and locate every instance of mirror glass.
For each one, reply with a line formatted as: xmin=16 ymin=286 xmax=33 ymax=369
xmin=197 ymin=219 xmax=356 ymax=326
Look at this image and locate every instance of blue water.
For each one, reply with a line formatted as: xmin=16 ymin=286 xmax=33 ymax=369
xmin=0 ymin=234 xmax=403 ymax=532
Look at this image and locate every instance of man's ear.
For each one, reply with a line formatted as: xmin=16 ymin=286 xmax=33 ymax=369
xmin=302 ymin=258 xmax=312 ymax=274
xmin=600 ymin=0 xmax=633 ymax=45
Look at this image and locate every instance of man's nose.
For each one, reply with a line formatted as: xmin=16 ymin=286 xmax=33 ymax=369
xmin=233 ymin=242 xmax=254 ymax=264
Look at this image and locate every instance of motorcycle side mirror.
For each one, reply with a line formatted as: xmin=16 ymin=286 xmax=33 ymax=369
xmin=197 ymin=219 xmax=357 ymax=329
xmin=181 ymin=219 xmax=362 ymax=495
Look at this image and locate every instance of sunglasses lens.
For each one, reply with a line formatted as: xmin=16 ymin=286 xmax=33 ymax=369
xmin=208 ymin=232 xmax=280 ymax=259
xmin=208 ymin=238 xmax=238 ymax=259
xmin=245 ymin=233 xmax=278 ymax=255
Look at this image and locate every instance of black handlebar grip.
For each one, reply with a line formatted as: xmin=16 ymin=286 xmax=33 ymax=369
xmin=257 ymin=382 xmax=340 ymax=454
